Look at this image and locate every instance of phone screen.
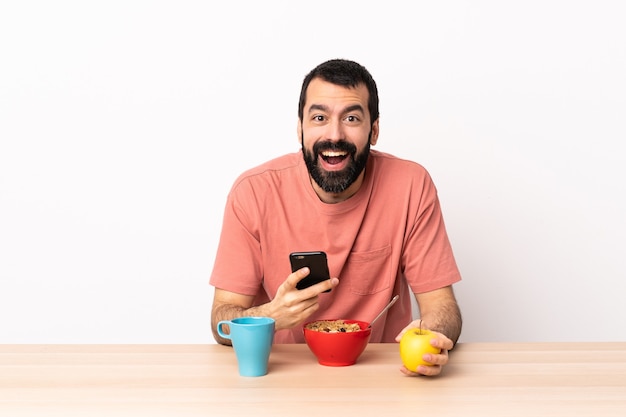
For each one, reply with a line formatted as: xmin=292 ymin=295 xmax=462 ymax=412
xmin=289 ymin=251 xmax=331 ymax=292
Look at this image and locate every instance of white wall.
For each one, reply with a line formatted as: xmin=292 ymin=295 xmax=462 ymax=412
xmin=1 ymin=1 xmax=625 ymax=343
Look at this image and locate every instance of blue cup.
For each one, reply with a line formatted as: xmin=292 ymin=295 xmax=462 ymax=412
xmin=217 ymin=317 xmax=275 ymax=377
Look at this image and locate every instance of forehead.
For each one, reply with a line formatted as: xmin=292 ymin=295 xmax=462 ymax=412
xmin=304 ymin=78 xmax=370 ymax=113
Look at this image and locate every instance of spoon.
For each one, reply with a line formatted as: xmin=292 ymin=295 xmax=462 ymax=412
xmin=367 ymin=295 xmax=399 ymax=329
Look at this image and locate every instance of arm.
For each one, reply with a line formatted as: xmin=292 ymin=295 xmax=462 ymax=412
xmin=211 ymin=267 xmax=339 ymax=345
xmin=415 ymin=285 xmax=462 ymax=345
xmin=211 ymin=289 xmax=255 ymax=345
xmin=395 ymin=285 xmax=462 ymax=376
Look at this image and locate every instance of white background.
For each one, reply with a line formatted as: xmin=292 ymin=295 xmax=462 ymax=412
xmin=1 ymin=1 xmax=625 ymax=343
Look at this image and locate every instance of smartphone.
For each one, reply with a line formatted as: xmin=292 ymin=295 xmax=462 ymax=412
xmin=289 ymin=251 xmax=331 ymax=292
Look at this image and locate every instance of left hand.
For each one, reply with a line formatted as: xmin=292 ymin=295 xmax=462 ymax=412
xmin=395 ymin=319 xmax=454 ymax=377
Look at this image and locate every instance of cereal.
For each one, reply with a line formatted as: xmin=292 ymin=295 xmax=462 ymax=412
xmin=305 ymin=320 xmax=362 ymax=333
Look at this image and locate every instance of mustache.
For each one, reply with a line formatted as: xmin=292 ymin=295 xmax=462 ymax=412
xmin=312 ymin=140 xmax=357 ymax=155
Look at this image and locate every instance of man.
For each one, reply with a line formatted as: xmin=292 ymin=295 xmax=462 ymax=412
xmin=210 ymin=59 xmax=462 ymax=376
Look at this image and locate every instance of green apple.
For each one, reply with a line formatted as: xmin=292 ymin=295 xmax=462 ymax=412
xmin=399 ymin=328 xmax=441 ymax=372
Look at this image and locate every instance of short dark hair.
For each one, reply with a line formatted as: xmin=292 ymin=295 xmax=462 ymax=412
xmin=298 ymin=59 xmax=379 ymax=126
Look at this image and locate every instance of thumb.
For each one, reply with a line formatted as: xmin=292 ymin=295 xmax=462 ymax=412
xmin=285 ymin=267 xmax=310 ymax=289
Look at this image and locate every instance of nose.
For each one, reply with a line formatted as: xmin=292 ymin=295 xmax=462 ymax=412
xmin=324 ymin=119 xmax=344 ymax=142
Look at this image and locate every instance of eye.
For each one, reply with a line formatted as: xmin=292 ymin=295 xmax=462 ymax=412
xmin=345 ymin=115 xmax=360 ymax=123
xmin=312 ymin=115 xmax=325 ymax=122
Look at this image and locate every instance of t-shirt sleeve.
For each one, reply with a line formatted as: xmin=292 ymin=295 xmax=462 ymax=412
xmin=209 ymin=178 xmax=264 ymax=296
xmin=403 ymin=172 xmax=462 ymax=293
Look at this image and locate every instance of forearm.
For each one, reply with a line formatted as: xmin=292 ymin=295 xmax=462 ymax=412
xmin=421 ymin=299 xmax=462 ymax=347
xmin=211 ymin=272 xmax=337 ymax=345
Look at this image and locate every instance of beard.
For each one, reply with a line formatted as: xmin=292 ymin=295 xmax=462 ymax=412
xmin=301 ymin=133 xmax=371 ymax=194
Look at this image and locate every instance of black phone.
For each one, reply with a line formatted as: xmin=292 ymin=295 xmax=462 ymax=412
xmin=289 ymin=251 xmax=332 ymax=292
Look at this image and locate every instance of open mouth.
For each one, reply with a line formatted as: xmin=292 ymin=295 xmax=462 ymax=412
xmin=320 ymin=150 xmax=349 ymax=165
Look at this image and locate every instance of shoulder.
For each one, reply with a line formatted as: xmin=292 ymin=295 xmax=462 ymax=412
xmin=369 ymin=150 xmax=432 ymax=181
xmin=230 ymin=152 xmax=302 ymax=193
xmin=234 ymin=152 xmax=301 ymax=183
xmin=367 ymin=150 xmax=439 ymax=204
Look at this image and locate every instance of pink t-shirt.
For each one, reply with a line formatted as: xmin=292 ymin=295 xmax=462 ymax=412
xmin=210 ymin=150 xmax=461 ymax=343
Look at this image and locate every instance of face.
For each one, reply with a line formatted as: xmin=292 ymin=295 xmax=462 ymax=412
xmin=298 ymin=78 xmax=379 ymax=201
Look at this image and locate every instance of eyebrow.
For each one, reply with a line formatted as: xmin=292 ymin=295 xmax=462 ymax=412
xmin=308 ymin=104 xmax=365 ymax=115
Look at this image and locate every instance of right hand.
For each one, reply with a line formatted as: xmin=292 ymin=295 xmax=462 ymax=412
xmin=266 ymin=267 xmax=339 ymax=331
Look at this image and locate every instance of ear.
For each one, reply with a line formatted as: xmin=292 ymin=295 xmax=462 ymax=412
xmin=369 ymin=118 xmax=380 ymax=146
xmin=297 ymin=119 xmax=303 ymax=144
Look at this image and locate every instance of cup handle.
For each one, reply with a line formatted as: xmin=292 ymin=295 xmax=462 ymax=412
xmin=217 ymin=321 xmax=232 ymax=340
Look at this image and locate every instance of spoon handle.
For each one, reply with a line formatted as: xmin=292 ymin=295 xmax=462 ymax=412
xmin=367 ymin=295 xmax=399 ymax=329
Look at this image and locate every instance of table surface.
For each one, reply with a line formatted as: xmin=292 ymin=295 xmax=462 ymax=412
xmin=2 ymin=342 xmax=626 ymax=416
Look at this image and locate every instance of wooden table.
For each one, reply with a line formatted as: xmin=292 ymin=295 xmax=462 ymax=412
xmin=1 ymin=343 xmax=625 ymax=416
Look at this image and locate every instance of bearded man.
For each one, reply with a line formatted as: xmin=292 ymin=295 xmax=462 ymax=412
xmin=209 ymin=59 xmax=462 ymax=377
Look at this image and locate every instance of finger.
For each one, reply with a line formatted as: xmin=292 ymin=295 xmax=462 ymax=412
xmin=300 ymin=297 xmax=321 ymax=316
xmin=285 ymin=267 xmax=310 ymax=290
xmin=422 ymin=351 xmax=448 ymax=366
xmin=294 ymin=276 xmax=339 ymax=300
xmin=399 ymin=366 xmax=417 ymax=376
xmin=416 ymin=364 xmax=442 ymax=377
xmin=308 ymin=276 xmax=339 ymax=294
xmin=399 ymin=364 xmax=441 ymax=377
xmin=430 ymin=334 xmax=454 ymax=351
xmin=394 ymin=319 xmax=423 ymax=342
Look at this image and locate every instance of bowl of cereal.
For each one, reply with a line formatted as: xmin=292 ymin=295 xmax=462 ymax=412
xmin=302 ymin=319 xmax=372 ymax=366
